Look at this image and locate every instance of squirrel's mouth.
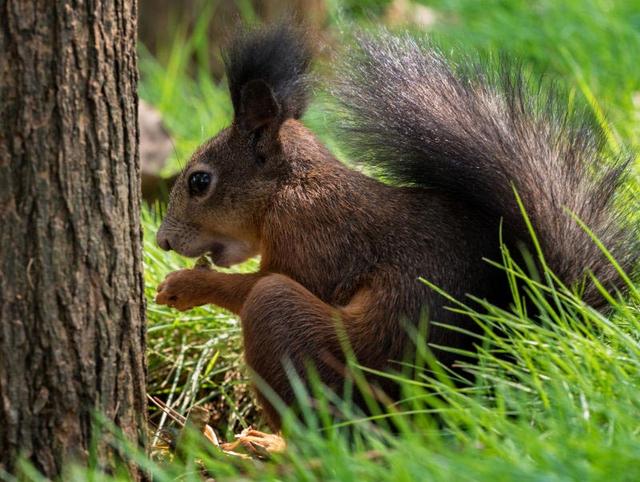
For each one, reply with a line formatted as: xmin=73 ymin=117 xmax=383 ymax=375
xmin=208 ymin=242 xmax=229 ymax=268
xmin=207 ymin=237 xmax=257 ymax=268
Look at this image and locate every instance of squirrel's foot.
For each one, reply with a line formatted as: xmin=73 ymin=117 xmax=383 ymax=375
xmin=221 ymin=428 xmax=286 ymax=459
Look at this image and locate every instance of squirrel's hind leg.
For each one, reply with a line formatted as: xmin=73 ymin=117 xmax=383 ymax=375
xmin=240 ymin=274 xmax=387 ymax=430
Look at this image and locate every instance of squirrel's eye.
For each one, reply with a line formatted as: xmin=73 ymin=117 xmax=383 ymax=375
xmin=188 ymin=171 xmax=211 ymax=196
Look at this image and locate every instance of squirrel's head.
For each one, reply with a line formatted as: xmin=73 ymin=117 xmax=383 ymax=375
xmin=156 ymin=23 xmax=314 ymax=267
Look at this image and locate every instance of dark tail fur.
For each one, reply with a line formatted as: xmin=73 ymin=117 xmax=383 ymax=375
xmin=335 ymin=32 xmax=638 ymax=308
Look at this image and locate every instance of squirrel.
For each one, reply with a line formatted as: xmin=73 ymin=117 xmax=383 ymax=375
xmin=155 ymin=23 xmax=638 ymax=430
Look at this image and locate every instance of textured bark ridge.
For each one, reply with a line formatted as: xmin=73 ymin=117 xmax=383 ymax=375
xmin=0 ymin=0 xmax=146 ymax=477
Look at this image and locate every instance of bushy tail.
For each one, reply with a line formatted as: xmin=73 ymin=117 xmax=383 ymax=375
xmin=335 ymin=32 xmax=638 ymax=308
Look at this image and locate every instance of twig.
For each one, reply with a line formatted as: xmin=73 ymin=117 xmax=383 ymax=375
xmin=148 ymin=394 xmax=186 ymax=426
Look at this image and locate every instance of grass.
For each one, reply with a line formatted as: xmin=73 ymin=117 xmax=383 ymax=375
xmin=42 ymin=0 xmax=640 ymax=480
xmin=65 ymin=253 xmax=640 ymax=481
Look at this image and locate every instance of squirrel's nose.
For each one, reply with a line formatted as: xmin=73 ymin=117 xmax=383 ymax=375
xmin=156 ymin=230 xmax=172 ymax=251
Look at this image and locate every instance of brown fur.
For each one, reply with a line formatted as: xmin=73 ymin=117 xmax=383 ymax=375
xmin=157 ymin=118 xmax=501 ymax=428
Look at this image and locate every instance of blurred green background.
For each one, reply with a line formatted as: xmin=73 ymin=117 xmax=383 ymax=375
xmin=139 ymin=0 xmax=640 ymax=168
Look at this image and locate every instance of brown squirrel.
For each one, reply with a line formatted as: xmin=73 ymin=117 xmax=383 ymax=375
xmin=155 ymin=24 xmax=638 ymax=429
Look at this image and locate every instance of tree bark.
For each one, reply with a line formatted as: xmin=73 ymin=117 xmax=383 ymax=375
xmin=0 ymin=0 xmax=146 ymax=478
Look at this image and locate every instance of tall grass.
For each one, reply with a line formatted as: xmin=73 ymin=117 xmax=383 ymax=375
xmin=46 ymin=252 xmax=640 ymax=481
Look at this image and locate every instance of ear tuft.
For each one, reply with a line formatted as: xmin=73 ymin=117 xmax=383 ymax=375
xmin=238 ymin=80 xmax=281 ymax=132
xmin=223 ymin=21 xmax=314 ymax=128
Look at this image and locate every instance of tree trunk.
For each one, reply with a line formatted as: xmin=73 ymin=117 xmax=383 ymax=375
xmin=0 ymin=0 xmax=146 ymax=478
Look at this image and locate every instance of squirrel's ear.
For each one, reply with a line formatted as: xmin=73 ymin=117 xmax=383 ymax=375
xmin=237 ymin=79 xmax=281 ymax=133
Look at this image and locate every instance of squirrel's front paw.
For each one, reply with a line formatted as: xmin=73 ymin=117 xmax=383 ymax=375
xmin=155 ymin=269 xmax=211 ymax=311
